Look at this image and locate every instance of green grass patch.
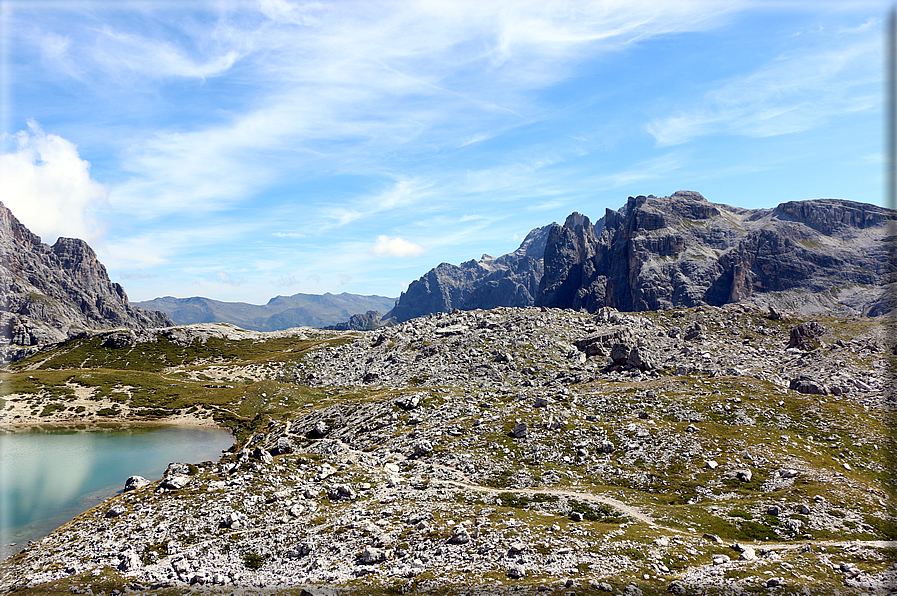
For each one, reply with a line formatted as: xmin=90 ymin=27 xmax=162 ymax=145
xmin=38 ymin=403 xmax=67 ymax=417
xmin=569 ymin=499 xmax=629 ymax=523
xmin=243 ymin=552 xmax=266 ymax=570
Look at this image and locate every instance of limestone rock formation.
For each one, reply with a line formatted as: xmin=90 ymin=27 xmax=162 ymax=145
xmin=386 ymin=225 xmax=551 ymax=322
xmin=537 ymin=192 xmax=894 ymax=315
xmin=0 ymin=201 xmax=173 ymax=361
xmin=390 ymin=191 xmax=894 ymax=321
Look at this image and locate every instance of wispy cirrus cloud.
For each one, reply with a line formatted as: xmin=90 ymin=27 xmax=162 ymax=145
xmin=646 ymin=32 xmax=879 ymax=147
xmin=16 ymin=0 xmax=750 ymax=222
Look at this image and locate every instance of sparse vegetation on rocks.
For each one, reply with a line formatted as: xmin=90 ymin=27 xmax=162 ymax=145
xmin=1 ymin=303 xmax=893 ymax=595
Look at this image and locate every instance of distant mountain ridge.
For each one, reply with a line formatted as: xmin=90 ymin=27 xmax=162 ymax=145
xmin=386 ymin=191 xmax=895 ymax=321
xmin=136 ymin=293 xmax=397 ymax=331
xmin=0 ymin=201 xmax=173 ymax=362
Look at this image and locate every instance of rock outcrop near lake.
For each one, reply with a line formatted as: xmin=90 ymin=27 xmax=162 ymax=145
xmin=388 ymin=192 xmax=895 ymax=322
xmin=0 ymin=202 xmax=173 ymax=362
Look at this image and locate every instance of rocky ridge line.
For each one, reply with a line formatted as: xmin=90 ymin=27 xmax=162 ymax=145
xmin=0 ymin=202 xmax=173 ymax=362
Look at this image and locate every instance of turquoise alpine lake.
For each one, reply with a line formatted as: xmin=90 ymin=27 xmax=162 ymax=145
xmin=0 ymin=425 xmax=233 ymax=559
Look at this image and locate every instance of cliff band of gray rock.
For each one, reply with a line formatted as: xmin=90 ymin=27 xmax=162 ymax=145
xmin=0 ymin=202 xmax=173 ymax=362
xmin=386 ymin=225 xmax=551 ymax=323
xmin=387 ymin=192 xmax=895 ymax=322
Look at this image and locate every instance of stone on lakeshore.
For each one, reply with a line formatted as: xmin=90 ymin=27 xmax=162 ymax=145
xmin=124 ymin=475 xmax=150 ymax=491
xmin=160 ymin=475 xmax=191 ymax=490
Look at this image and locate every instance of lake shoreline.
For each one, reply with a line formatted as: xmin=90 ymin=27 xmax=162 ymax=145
xmin=0 ymin=394 xmax=227 ymax=431
xmin=0 ymin=423 xmax=235 ymax=561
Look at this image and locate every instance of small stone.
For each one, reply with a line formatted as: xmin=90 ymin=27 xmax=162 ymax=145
xmin=570 ymin=511 xmax=584 ymax=522
xmin=395 ymin=394 xmax=421 ymax=411
xmin=511 ymin=422 xmax=528 ymax=438
xmin=705 ymin=460 xmax=718 ymax=470
xmin=712 ymin=554 xmax=730 ymax=565
xmin=736 ymin=469 xmax=752 ymax=482
xmin=449 ymin=525 xmax=471 ymax=544
xmin=105 ymin=504 xmax=126 ymax=518
xmin=413 ymin=440 xmax=433 ymax=457
xmin=123 ymin=476 xmax=150 ymax=491
xmin=668 ymin=580 xmax=687 ymax=594
xmin=508 ymin=541 xmax=526 ymax=554
xmin=767 ymin=505 xmax=780 ymax=516
xmin=360 ymin=546 xmax=386 ymax=564
xmin=534 ymin=396 xmax=551 ymax=408
xmin=273 ymin=436 xmax=294 ymax=455
xmin=160 ymin=475 xmax=191 ymax=490
xmin=312 ymin=420 xmax=329 ymax=438
xmin=507 ymin=565 xmax=525 ymax=579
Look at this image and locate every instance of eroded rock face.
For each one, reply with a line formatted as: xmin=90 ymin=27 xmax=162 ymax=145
xmin=386 ymin=225 xmax=552 ymax=322
xmin=536 ymin=193 xmax=894 ymax=316
xmin=0 ymin=202 xmax=173 ymax=361
xmin=388 ymin=192 xmax=894 ymax=322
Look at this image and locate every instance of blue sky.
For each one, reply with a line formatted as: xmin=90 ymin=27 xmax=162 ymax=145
xmin=0 ymin=0 xmax=887 ymax=304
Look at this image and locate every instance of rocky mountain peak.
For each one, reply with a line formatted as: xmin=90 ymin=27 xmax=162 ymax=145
xmin=385 ymin=225 xmax=553 ymax=323
xmin=0 ymin=202 xmax=172 ymax=362
xmin=770 ymin=198 xmax=893 ymax=237
xmin=393 ymin=192 xmax=893 ymax=321
xmin=0 ymin=200 xmax=42 ymax=250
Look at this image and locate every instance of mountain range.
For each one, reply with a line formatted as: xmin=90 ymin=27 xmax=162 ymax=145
xmin=135 ymin=293 xmax=396 ymax=332
xmin=384 ymin=190 xmax=894 ymax=321
xmin=2 ymin=191 xmax=893 ymax=363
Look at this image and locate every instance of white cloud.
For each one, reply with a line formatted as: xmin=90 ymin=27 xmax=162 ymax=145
xmin=369 ymin=236 xmax=426 ymax=257
xmin=22 ymin=0 xmax=751 ymax=223
xmin=277 ymin=274 xmax=301 ymax=287
xmin=93 ymin=26 xmax=242 ymax=80
xmin=0 ymin=121 xmax=107 ymax=244
xmin=117 ymin=270 xmax=153 ymax=280
xmin=217 ymin=271 xmax=241 ymax=285
xmin=321 ymin=177 xmax=434 ymax=228
xmin=646 ymin=34 xmax=879 ymax=147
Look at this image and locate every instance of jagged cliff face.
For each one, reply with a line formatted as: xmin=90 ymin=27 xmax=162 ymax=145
xmin=391 ymin=191 xmax=894 ymax=321
xmin=386 ymin=225 xmax=551 ymax=322
xmin=537 ymin=191 xmax=894 ymax=315
xmin=0 ymin=202 xmax=173 ymax=360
